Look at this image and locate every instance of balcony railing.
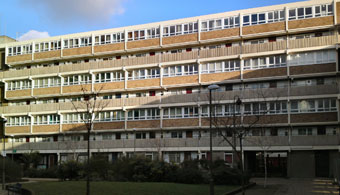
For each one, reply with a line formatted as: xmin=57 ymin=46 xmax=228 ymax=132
xmin=199 ymin=46 xmax=240 ymax=59
xmin=288 ymin=35 xmax=336 ymax=49
xmin=242 ymin=41 xmax=287 ymax=54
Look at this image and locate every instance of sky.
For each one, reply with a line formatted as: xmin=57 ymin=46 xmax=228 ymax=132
xmin=0 ymin=0 xmax=302 ymax=41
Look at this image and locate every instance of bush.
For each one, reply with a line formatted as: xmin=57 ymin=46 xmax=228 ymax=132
xmin=57 ymin=160 xmax=83 ymax=181
xmin=24 ymin=167 xmax=57 ymax=178
xmin=176 ymin=160 xmax=205 ymax=184
xmin=88 ymin=155 xmax=111 ymax=181
xmin=212 ymin=160 xmax=250 ymax=185
xmin=0 ymin=157 xmax=23 ymax=182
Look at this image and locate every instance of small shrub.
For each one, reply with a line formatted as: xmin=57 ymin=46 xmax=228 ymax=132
xmin=0 ymin=158 xmax=23 ymax=182
xmin=57 ymin=160 xmax=83 ymax=181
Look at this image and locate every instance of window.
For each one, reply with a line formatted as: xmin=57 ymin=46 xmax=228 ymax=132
xmin=201 ymin=60 xmax=240 ymax=74
xmin=34 ymin=77 xmax=61 ymax=88
xmin=7 ymin=80 xmax=31 ymax=91
xmin=171 ymin=132 xmax=183 ymax=138
xmin=291 ymin=99 xmax=336 ymax=113
xmin=128 ymin=108 xmax=160 ymax=120
xmin=289 ymin=4 xmax=333 ymax=21
xmin=317 ymin=127 xmax=326 ymax=135
xmin=34 ymin=115 xmax=60 ymax=125
xmin=163 ymin=22 xmax=198 ymax=37
xmin=127 ymin=27 xmax=159 ymax=41
xmin=243 ymin=10 xmax=284 ymax=26
xmin=128 ymin=68 xmax=160 ymax=80
xmin=288 ymin=50 xmax=336 ymax=66
xmin=244 ymin=55 xmax=286 ymax=70
xmin=298 ymin=128 xmax=313 ymax=136
xmin=163 ymin=64 xmax=198 ymax=77
xmin=95 ymin=71 xmax=124 ymax=83
xmin=163 ymin=106 xmax=198 ymax=119
xmin=97 ymin=111 xmax=125 ymax=122
xmin=63 ymin=74 xmax=91 ymax=86
xmin=7 ymin=116 xmax=31 ymax=126
xmin=149 ymin=132 xmax=156 ymax=139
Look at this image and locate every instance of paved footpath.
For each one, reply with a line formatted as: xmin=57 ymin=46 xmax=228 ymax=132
xmin=237 ymin=178 xmax=339 ymax=195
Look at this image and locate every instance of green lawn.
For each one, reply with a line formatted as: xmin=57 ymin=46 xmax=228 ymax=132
xmin=22 ymin=181 xmax=237 ymax=195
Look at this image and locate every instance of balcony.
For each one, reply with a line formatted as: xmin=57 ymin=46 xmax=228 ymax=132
xmin=288 ymin=34 xmax=336 ymax=49
xmin=242 ymin=41 xmax=286 ymax=54
xmin=1 ymin=35 xmax=337 ymax=80
xmin=290 ymin=84 xmax=338 ymax=97
xmin=290 ymin=135 xmax=340 ymax=146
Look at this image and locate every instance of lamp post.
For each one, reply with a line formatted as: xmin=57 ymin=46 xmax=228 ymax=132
xmin=10 ymin=135 xmax=14 ymax=162
xmin=1 ymin=118 xmax=7 ymax=190
xmin=208 ymin=84 xmax=219 ymax=195
xmin=232 ymin=95 xmax=242 ymax=169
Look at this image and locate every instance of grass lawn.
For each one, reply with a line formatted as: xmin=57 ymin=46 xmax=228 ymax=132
xmin=22 ymin=181 xmax=237 ymax=195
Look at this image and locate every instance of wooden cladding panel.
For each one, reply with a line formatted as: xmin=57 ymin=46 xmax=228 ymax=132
xmin=288 ymin=16 xmax=334 ymax=30
xmin=63 ymin=46 xmax=92 ymax=56
xmin=7 ymin=54 xmax=32 ymax=63
xmin=33 ymin=125 xmax=59 ymax=133
xmin=33 ymin=87 xmax=61 ymax=96
xmin=291 ymin=112 xmax=337 ymax=123
xmin=200 ymin=28 xmax=240 ymax=40
xmin=243 ymin=67 xmax=287 ymax=79
xmin=6 ymin=89 xmax=31 ymax=98
xmin=201 ymin=71 xmax=240 ymax=83
xmin=162 ymin=33 xmax=198 ymax=45
xmin=163 ymin=118 xmax=199 ymax=127
xmin=163 ymin=75 xmax=198 ymax=86
xmin=94 ymin=43 xmax=124 ymax=53
xmin=127 ymin=38 xmax=160 ymax=49
xmin=94 ymin=122 xmax=125 ymax=130
xmin=62 ymin=124 xmax=87 ymax=132
xmin=62 ymin=84 xmax=91 ymax=94
xmin=34 ymin=50 xmax=61 ymax=60
xmin=290 ymin=63 xmax=336 ymax=75
xmin=94 ymin=82 xmax=124 ymax=91
xmin=127 ymin=78 xmax=160 ymax=89
xmin=127 ymin=120 xmax=160 ymax=129
xmin=6 ymin=126 xmax=30 ymax=134
xmin=243 ymin=22 xmax=285 ymax=35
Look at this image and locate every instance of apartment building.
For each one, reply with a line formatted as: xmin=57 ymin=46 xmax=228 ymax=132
xmin=0 ymin=0 xmax=339 ymax=178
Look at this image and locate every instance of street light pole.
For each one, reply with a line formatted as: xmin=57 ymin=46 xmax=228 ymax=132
xmin=208 ymin=84 xmax=219 ymax=195
xmin=10 ymin=135 xmax=13 ymax=162
xmin=1 ymin=118 xmax=7 ymax=190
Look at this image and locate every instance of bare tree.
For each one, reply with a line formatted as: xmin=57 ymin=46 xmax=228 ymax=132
xmin=70 ymin=84 xmax=109 ymax=195
xmin=204 ymin=86 xmax=284 ymax=195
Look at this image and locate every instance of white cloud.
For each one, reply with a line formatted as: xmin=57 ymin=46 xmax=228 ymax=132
xmin=18 ymin=30 xmax=50 ymax=41
xmin=22 ymin=0 xmax=126 ymax=25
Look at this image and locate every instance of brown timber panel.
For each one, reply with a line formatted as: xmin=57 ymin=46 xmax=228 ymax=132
xmin=33 ymin=87 xmax=61 ymax=96
xmin=163 ymin=118 xmax=199 ymax=127
xmin=163 ymin=33 xmax=198 ymax=45
xmin=243 ymin=67 xmax=287 ymax=79
xmin=94 ymin=122 xmax=125 ymax=130
xmin=62 ymin=84 xmax=91 ymax=94
xmin=63 ymin=46 xmax=92 ymax=56
xmin=94 ymin=82 xmax=124 ymax=91
xmin=200 ymin=28 xmax=240 ymax=40
xmin=291 ymin=112 xmax=337 ymax=123
xmin=288 ymin=16 xmax=334 ymax=30
xmin=62 ymin=124 xmax=87 ymax=132
xmin=34 ymin=50 xmax=61 ymax=60
xmin=201 ymin=71 xmax=240 ymax=83
xmin=7 ymin=54 xmax=32 ymax=63
xmin=127 ymin=120 xmax=160 ymax=129
xmin=290 ymin=63 xmax=336 ymax=75
xmin=6 ymin=126 xmax=30 ymax=134
xmin=33 ymin=125 xmax=59 ymax=133
xmin=94 ymin=43 xmax=124 ymax=53
xmin=127 ymin=38 xmax=160 ymax=49
xmin=243 ymin=22 xmax=285 ymax=35
xmin=243 ymin=115 xmax=288 ymax=124
xmin=127 ymin=78 xmax=160 ymax=88
xmin=337 ymin=2 xmax=340 ymax=24
xmin=163 ymin=75 xmax=198 ymax=86
xmin=6 ymin=89 xmax=31 ymax=98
